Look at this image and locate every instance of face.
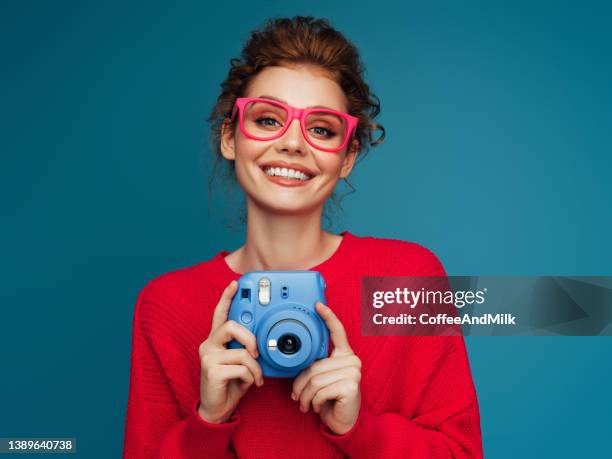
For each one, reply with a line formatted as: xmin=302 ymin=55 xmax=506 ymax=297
xmin=220 ymin=65 xmax=359 ymax=215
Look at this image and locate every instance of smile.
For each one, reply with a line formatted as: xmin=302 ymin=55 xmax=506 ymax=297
xmin=263 ymin=167 xmax=312 ymax=181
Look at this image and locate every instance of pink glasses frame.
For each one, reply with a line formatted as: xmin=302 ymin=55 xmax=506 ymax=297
xmin=230 ymin=97 xmax=360 ymax=153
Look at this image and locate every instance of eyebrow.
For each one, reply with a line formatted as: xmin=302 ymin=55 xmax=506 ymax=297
xmin=257 ymin=94 xmax=339 ymax=111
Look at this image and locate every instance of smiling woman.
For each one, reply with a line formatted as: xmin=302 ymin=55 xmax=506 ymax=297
xmin=123 ymin=16 xmax=483 ymax=459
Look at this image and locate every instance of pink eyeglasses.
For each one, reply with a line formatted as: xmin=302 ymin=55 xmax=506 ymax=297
xmin=230 ymin=97 xmax=359 ymax=153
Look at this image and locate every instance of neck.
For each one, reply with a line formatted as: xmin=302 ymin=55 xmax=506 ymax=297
xmin=231 ymin=198 xmax=341 ymax=273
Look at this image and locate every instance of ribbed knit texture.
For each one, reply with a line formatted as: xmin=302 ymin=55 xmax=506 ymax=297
xmin=123 ymin=231 xmax=483 ymax=458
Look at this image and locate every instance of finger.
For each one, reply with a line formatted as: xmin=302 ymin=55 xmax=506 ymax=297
xmin=311 ymin=379 xmax=359 ymax=414
xmin=316 ymin=302 xmax=351 ymax=355
xmin=211 ymin=280 xmax=239 ymax=330
xmin=211 ymin=364 xmax=254 ymax=388
xmin=210 ymin=320 xmax=259 ymax=359
xmin=298 ymin=367 xmax=358 ymax=413
xmin=212 ymin=349 xmax=264 ymax=386
xmin=292 ymin=354 xmax=361 ymax=400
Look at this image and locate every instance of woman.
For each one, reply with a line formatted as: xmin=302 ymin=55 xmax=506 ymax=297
xmin=124 ymin=16 xmax=483 ymax=458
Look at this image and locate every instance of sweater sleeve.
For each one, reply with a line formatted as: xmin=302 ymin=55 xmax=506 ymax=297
xmin=123 ymin=284 xmax=239 ymax=459
xmin=319 ymin=344 xmax=482 ymax=458
xmin=319 ymin=240 xmax=483 ymax=458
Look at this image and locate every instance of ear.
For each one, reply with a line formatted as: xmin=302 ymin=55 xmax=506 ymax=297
xmin=220 ymin=119 xmax=236 ymax=161
xmin=339 ymin=140 xmax=359 ymax=179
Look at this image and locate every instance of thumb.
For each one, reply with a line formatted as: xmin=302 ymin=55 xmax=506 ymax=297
xmin=211 ymin=280 xmax=239 ymax=330
xmin=316 ymin=302 xmax=351 ymax=355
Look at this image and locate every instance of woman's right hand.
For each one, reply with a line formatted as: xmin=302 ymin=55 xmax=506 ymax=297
xmin=197 ymin=280 xmax=264 ymax=424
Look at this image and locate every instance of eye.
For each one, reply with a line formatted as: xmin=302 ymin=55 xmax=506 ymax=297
xmin=256 ymin=117 xmax=283 ymax=128
xmin=309 ymin=126 xmax=337 ymax=138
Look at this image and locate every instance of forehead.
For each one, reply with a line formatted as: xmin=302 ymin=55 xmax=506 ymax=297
xmin=243 ymin=65 xmax=348 ymax=112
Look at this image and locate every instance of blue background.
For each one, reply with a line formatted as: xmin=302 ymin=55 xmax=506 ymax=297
xmin=2 ymin=1 xmax=611 ymax=457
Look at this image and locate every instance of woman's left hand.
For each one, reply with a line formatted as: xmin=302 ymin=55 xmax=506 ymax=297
xmin=291 ymin=302 xmax=362 ymax=435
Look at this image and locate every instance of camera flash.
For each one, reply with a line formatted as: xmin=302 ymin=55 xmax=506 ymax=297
xmin=258 ymin=277 xmax=271 ymax=305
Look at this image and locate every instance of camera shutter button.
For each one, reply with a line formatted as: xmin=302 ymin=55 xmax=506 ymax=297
xmin=240 ymin=311 xmax=253 ymax=324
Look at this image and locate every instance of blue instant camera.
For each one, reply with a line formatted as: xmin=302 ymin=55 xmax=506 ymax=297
xmin=227 ymin=270 xmax=329 ymax=378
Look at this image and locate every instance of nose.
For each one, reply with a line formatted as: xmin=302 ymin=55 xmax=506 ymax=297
xmin=276 ymin=118 xmax=308 ymax=155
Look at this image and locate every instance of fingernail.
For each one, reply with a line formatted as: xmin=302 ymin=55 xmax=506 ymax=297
xmin=291 ymin=393 xmax=296 ymax=401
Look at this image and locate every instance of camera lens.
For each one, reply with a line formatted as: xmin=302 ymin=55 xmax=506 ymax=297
xmin=277 ymin=334 xmax=301 ymax=355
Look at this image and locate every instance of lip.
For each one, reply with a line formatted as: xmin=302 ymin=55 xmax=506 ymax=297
xmin=259 ymin=160 xmax=316 ymax=177
xmin=262 ymin=172 xmax=311 ymax=187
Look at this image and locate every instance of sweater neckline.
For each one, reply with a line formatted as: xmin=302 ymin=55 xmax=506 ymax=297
xmin=204 ymin=231 xmax=364 ymax=289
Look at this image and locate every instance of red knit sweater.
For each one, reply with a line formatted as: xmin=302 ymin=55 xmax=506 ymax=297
xmin=123 ymin=231 xmax=483 ymax=458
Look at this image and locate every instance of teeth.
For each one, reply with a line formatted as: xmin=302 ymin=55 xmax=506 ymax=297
xmin=264 ymin=166 xmax=311 ymax=181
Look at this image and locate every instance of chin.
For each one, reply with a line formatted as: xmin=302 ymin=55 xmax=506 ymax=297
xmin=253 ymin=195 xmax=324 ymax=215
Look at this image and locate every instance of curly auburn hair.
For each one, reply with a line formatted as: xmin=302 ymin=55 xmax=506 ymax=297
xmin=208 ymin=16 xmax=385 ymax=163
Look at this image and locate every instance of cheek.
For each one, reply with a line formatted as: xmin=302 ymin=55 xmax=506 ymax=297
xmin=233 ymin=138 xmax=266 ymax=177
xmin=234 ymin=134 xmax=265 ymax=159
xmin=315 ymin=154 xmax=345 ymax=177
